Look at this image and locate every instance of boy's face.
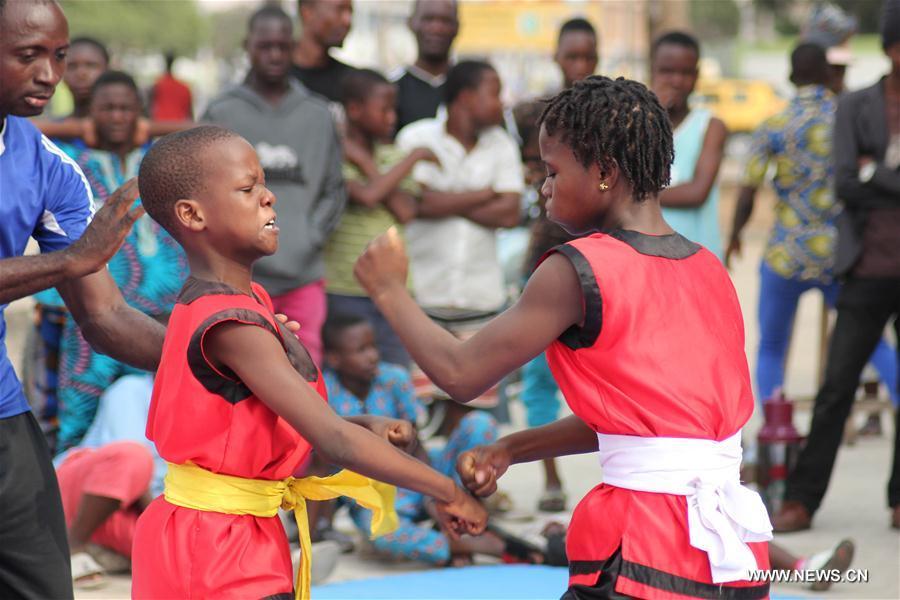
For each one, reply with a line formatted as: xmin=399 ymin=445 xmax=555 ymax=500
xmin=182 ymin=137 xmax=279 ymax=261
xmin=246 ymin=16 xmax=292 ymax=86
xmin=65 ymin=42 xmax=107 ymax=104
xmin=90 ymin=83 xmax=140 ymax=148
xmin=539 ymin=124 xmax=605 ymax=235
xmin=465 ymin=69 xmax=503 ymax=130
xmin=650 ymin=43 xmax=699 ymax=113
xmin=0 ymin=0 xmax=69 ymax=117
xmin=348 ymin=83 xmax=397 ymax=141
xmin=555 ymin=31 xmax=598 ymax=88
xmin=327 ymin=323 xmax=379 ymax=384
xmin=303 ymin=0 xmax=353 ymax=49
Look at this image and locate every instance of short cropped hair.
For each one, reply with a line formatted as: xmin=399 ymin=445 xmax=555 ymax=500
xmin=558 ymin=17 xmax=596 ymax=42
xmin=790 ymin=42 xmax=829 ymax=86
xmin=70 ymin=36 xmax=110 ymax=65
xmin=540 ymin=76 xmax=673 ymax=202
xmin=249 ymin=4 xmax=292 ymax=33
xmin=138 ymin=125 xmax=241 ymax=235
xmin=322 ymin=313 xmax=369 ymax=352
xmin=90 ymin=70 xmax=139 ymax=98
xmin=651 ymin=31 xmax=700 ymax=59
xmin=340 ymin=68 xmax=390 ymax=106
xmin=444 ymin=60 xmax=494 ymax=105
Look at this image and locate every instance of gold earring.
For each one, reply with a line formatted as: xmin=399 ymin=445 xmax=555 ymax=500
xmin=599 ymin=181 xmax=609 ymax=191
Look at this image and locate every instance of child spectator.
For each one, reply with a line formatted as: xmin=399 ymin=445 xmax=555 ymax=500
xmin=51 ymin=71 xmax=188 ymax=452
xmin=652 ymin=31 xmax=728 ymax=257
xmin=396 ymin=60 xmax=523 ymax=410
xmin=322 ymin=313 xmax=550 ymax=567
xmin=130 ymin=126 xmax=486 ymax=599
xmin=325 ymin=69 xmax=436 ymax=366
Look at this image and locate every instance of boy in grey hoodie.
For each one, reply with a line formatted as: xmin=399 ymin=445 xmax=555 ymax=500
xmin=202 ymin=5 xmax=346 ymax=365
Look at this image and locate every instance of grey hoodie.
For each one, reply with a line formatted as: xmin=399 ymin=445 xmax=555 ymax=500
xmin=202 ymin=81 xmax=346 ymax=295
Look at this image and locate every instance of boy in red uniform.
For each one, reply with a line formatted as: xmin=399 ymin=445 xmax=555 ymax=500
xmin=131 ymin=125 xmax=486 ymax=599
xmin=356 ymin=76 xmax=773 ymax=599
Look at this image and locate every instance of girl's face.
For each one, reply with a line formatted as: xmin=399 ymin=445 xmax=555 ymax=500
xmin=538 ymin=124 xmax=606 ymax=235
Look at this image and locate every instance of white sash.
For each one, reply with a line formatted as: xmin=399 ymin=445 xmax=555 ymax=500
xmin=597 ymin=431 xmax=773 ymax=583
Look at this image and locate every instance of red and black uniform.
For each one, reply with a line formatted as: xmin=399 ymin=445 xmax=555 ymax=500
xmin=132 ymin=277 xmax=325 ymax=599
xmin=545 ymin=230 xmax=770 ymax=600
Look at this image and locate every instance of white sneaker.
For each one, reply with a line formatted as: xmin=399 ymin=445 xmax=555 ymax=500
xmin=292 ymin=540 xmax=341 ymax=586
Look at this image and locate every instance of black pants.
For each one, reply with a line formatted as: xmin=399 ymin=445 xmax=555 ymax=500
xmin=785 ymin=277 xmax=900 ymax=514
xmin=0 ymin=411 xmax=72 ymax=599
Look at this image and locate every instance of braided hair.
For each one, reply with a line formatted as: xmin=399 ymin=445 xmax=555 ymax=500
xmin=539 ymin=75 xmax=673 ymax=202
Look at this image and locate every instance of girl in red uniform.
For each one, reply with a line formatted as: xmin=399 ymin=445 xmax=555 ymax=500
xmin=356 ymin=76 xmax=772 ymax=599
xmin=130 ymin=126 xmax=487 ymax=599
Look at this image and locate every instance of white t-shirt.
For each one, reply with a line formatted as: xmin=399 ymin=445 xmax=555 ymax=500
xmin=396 ymin=118 xmax=524 ymax=312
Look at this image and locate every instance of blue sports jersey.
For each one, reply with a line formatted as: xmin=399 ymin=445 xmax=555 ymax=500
xmin=0 ymin=116 xmax=94 ymax=418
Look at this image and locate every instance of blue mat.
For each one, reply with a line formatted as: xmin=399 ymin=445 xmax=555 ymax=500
xmin=311 ymin=564 xmax=806 ymax=599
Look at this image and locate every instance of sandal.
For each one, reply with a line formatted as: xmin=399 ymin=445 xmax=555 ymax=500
xmin=537 ymin=489 xmax=567 ymax=513
xmin=71 ymin=551 xmax=106 ymax=590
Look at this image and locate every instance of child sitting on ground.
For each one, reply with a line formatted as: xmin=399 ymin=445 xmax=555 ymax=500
xmin=322 ymin=314 xmax=538 ymax=567
xmin=130 ymin=126 xmax=486 ymax=599
xmin=325 ymin=69 xmax=437 ymax=367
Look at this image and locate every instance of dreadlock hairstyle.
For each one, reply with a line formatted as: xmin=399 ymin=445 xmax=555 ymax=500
xmin=539 ymin=75 xmax=673 ymax=202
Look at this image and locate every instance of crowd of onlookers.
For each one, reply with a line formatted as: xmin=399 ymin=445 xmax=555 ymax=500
xmin=12 ymin=0 xmax=900 ymax=590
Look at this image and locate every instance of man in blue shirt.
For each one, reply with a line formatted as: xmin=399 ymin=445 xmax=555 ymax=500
xmin=0 ymin=1 xmax=166 ymax=596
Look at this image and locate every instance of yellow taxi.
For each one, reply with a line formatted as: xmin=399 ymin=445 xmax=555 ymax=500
xmin=692 ymin=79 xmax=787 ymax=133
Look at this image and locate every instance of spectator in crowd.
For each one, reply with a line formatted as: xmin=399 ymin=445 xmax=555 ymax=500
xmin=322 ymin=314 xmax=547 ymax=567
xmin=393 ymin=0 xmax=459 ymax=131
xmin=203 ymin=6 xmax=345 ymax=366
xmin=773 ymin=0 xmax=900 ymax=533
xmin=0 ymin=1 xmax=166 ymax=595
xmin=53 ymin=71 xmax=188 ymax=452
xmin=292 ymin=0 xmax=355 ymax=103
xmin=149 ymin=50 xmax=193 ymax=122
xmin=64 ymin=37 xmax=109 ymax=120
xmin=726 ymin=43 xmax=898 ymax=410
xmin=395 ymin=60 xmax=522 ymax=412
xmin=652 ymin=31 xmax=728 ymax=257
xmin=325 ymin=69 xmax=436 ymax=366
xmin=553 ymin=17 xmax=599 ymax=91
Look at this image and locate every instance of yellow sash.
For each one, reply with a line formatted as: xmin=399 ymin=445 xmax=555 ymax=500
xmin=164 ymin=462 xmax=398 ymax=600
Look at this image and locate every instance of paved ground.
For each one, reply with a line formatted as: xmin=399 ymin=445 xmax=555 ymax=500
xmin=5 ymin=182 xmax=898 ymax=599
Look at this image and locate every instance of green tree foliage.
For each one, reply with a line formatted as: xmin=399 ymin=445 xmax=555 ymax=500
xmin=690 ymin=0 xmax=740 ymax=39
xmin=61 ymin=0 xmax=209 ymax=56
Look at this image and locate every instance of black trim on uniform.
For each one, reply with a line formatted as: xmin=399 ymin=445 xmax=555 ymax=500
xmin=568 ymin=557 xmax=770 ymax=600
xmin=187 ymin=309 xmax=277 ymax=404
xmin=553 ymin=244 xmax=602 ymax=350
xmin=610 ymin=229 xmax=701 ymax=259
xmin=177 ymin=276 xmax=250 ymax=305
xmin=261 ymin=593 xmax=293 ymax=600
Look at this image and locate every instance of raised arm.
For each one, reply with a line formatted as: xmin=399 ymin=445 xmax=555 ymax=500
xmin=659 ymin=117 xmax=728 ymax=208
xmin=56 ymin=268 xmax=165 ymax=371
xmin=0 ymin=179 xmax=142 ymax=305
xmin=354 ymin=229 xmax=584 ymax=401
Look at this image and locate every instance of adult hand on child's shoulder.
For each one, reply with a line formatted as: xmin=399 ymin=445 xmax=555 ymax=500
xmin=456 ymin=443 xmax=512 ymax=498
xmin=433 ymin=485 xmax=488 ymax=539
xmin=274 ymin=313 xmax=301 ymax=338
xmin=67 ymin=178 xmax=143 ymax=278
xmin=354 ymin=227 xmax=408 ymax=301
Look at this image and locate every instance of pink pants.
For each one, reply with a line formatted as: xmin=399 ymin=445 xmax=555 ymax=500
xmin=271 ymin=279 xmax=326 ymax=367
xmin=56 ymin=442 xmax=154 ymax=558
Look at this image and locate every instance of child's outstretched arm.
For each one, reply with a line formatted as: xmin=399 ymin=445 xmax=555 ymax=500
xmin=204 ymin=322 xmax=486 ymax=537
xmin=456 ymin=416 xmax=598 ymax=498
xmin=355 ymin=229 xmax=584 ymax=402
xmin=347 ymin=148 xmax=437 ymax=209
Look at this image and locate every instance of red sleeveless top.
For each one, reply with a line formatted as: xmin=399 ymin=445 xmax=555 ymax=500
xmin=133 ymin=277 xmax=326 ymax=599
xmin=545 ymin=231 xmax=768 ymax=599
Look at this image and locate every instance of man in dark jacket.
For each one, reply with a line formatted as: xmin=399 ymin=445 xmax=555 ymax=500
xmin=774 ymin=0 xmax=900 ymax=532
